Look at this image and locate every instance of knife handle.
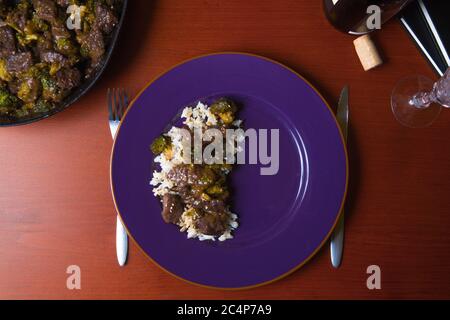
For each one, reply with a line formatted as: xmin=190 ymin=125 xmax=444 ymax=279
xmin=330 ymin=214 xmax=345 ymax=268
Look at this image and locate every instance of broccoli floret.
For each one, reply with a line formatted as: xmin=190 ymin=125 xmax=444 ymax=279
xmin=10 ymin=10 xmax=44 ymax=47
xmin=55 ymin=38 xmax=79 ymax=64
xmin=5 ymin=0 xmax=31 ymax=33
xmin=150 ymin=135 xmax=171 ymax=155
xmin=0 ymin=87 xmax=20 ymax=112
xmin=16 ymin=0 xmax=30 ymax=12
xmin=210 ymin=98 xmax=237 ymax=114
xmin=15 ymin=17 xmax=46 ymax=47
xmin=78 ymin=2 xmax=96 ymax=32
xmin=209 ymin=98 xmax=238 ymax=125
xmin=79 ymin=45 xmax=90 ymax=58
xmin=17 ymin=78 xmax=40 ymax=103
xmin=206 ymin=184 xmax=225 ymax=196
xmin=205 ymin=182 xmax=229 ymax=200
xmin=0 ymin=59 xmax=12 ymax=82
xmin=22 ymin=63 xmax=46 ymax=79
xmin=18 ymin=81 xmax=32 ymax=102
xmin=33 ymin=99 xmax=53 ymax=113
xmin=16 ymin=32 xmax=39 ymax=46
xmin=41 ymin=76 xmax=57 ymax=98
xmin=49 ymin=63 xmax=62 ymax=76
xmin=196 ymin=167 xmax=217 ymax=186
xmin=41 ymin=73 xmax=65 ymax=102
xmin=30 ymin=14 xmax=49 ymax=32
xmin=56 ymin=38 xmax=74 ymax=53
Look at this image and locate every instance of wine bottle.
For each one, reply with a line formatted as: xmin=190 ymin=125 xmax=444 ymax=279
xmin=323 ymin=0 xmax=413 ymax=35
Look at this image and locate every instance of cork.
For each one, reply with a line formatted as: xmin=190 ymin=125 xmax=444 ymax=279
xmin=353 ymin=34 xmax=383 ymax=71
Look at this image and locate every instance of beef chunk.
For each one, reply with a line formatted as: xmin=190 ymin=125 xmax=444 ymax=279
xmin=167 ymin=165 xmax=217 ymax=188
xmin=161 ymin=193 xmax=184 ymax=224
xmin=197 ymin=199 xmax=227 ymax=215
xmin=35 ymin=30 xmax=53 ymax=55
xmin=51 ymin=20 xmax=71 ymax=40
xmin=79 ymin=27 xmax=105 ymax=66
xmin=194 ymin=211 xmax=229 ymax=236
xmin=6 ymin=52 xmax=33 ymax=74
xmin=32 ymin=0 xmax=57 ymax=23
xmin=40 ymin=50 xmax=69 ymax=66
xmin=55 ymin=67 xmax=80 ymax=90
xmin=95 ymin=5 xmax=118 ymax=34
xmin=0 ymin=27 xmax=16 ymax=58
xmin=167 ymin=165 xmax=193 ymax=188
xmin=6 ymin=5 xmax=28 ymax=31
xmin=7 ymin=78 xmax=21 ymax=95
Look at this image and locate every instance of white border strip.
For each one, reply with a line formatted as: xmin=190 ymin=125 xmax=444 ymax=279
xmin=418 ymin=0 xmax=450 ymax=67
xmin=400 ymin=17 xmax=443 ymax=76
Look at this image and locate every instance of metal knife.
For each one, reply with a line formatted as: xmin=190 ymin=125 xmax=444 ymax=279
xmin=330 ymin=86 xmax=349 ymax=268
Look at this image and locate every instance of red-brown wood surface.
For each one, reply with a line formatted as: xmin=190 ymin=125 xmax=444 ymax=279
xmin=1 ymin=0 xmax=450 ymax=299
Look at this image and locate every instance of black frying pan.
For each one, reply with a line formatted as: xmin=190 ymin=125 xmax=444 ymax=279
xmin=0 ymin=0 xmax=128 ymax=127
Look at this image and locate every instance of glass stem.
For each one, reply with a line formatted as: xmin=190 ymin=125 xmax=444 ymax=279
xmin=409 ymin=88 xmax=437 ymax=109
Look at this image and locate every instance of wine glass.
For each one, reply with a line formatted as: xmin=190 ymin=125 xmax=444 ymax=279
xmin=391 ymin=67 xmax=450 ymax=128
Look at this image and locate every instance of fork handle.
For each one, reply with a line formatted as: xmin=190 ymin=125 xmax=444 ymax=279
xmin=116 ymin=215 xmax=128 ymax=266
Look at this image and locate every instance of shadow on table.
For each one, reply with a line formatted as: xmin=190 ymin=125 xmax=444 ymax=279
xmin=342 ymin=125 xmax=361 ymax=221
xmin=107 ymin=0 xmax=158 ymax=75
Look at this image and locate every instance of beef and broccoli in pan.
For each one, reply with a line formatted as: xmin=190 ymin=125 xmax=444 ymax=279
xmin=0 ymin=0 xmax=122 ymax=119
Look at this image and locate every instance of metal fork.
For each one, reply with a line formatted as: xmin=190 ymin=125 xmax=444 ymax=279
xmin=108 ymin=88 xmax=129 ymax=267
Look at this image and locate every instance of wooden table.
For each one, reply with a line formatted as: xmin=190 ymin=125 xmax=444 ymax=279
xmin=1 ymin=0 xmax=449 ymax=300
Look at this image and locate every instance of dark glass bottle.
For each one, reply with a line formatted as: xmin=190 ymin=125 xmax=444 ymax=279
xmin=323 ymin=0 xmax=413 ymax=35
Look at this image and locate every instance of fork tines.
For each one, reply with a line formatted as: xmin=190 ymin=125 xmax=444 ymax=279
xmin=108 ymin=88 xmax=129 ymax=121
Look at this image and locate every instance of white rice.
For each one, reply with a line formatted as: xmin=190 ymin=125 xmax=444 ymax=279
xmin=178 ymin=209 xmax=238 ymax=242
xmin=150 ymin=101 xmax=240 ymax=242
xmin=181 ymin=101 xmax=218 ymax=129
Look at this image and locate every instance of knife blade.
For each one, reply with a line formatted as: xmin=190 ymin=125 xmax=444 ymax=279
xmin=330 ymin=86 xmax=349 ymax=268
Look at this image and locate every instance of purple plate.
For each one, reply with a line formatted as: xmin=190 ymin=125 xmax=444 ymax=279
xmin=111 ymin=53 xmax=348 ymax=289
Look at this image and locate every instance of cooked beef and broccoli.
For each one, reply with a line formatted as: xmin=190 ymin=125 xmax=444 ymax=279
xmin=150 ymin=99 xmax=242 ymax=241
xmin=0 ymin=0 xmax=122 ymax=118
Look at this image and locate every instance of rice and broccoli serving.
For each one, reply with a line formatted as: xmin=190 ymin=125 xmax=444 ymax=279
xmin=150 ymin=98 xmax=242 ymax=242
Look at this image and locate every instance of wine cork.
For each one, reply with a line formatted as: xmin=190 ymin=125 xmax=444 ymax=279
xmin=353 ymin=34 xmax=383 ymax=71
